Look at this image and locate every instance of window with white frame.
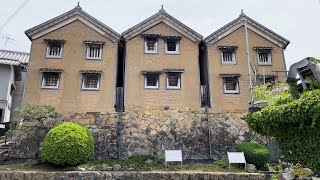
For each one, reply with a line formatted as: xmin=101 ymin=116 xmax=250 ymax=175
xmin=45 ymin=40 xmax=64 ymax=58
xmin=166 ymin=72 xmax=181 ymax=89
xmin=223 ymin=77 xmax=239 ymax=94
xmin=220 ymin=48 xmax=236 ymax=64
xmin=165 ymin=39 xmax=180 ymax=54
xmin=257 ymin=49 xmax=272 ymax=65
xmin=41 ymin=72 xmax=60 ymax=89
xmin=86 ymin=43 xmax=103 ymax=59
xmin=144 ymin=37 xmax=158 ymax=54
xmin=144 ymin=74 xmax=159 ymax=89
xmin=82 ymin=73 xmax=100 ymax=90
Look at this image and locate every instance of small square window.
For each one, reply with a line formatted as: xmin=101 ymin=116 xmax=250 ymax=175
xmin=144 ymin=37 xmax=158 ymax=54
xmin=144 ymin=74 xmax=159 ymax=89
xmin=223 ymin=77 xmax=239 ymax=94
xmin=257 ymin=50 xmax=272 ymax=65
xmin=167 ymin=72 xmax=181 ymax=89
xmin=86 ymin=44 xmax=103 ymax=59
xmin=41 ymin=72 xmax=60 ymax=89
xmin=45 ymin=41 xmax=63 ymax=58
xmin=82 ymin=73 xmax=100 ymax=90
xmin=221 ymin=49 xmax=236 ymax=64
xmin=165 ymin=39 xmax=180 ymax=54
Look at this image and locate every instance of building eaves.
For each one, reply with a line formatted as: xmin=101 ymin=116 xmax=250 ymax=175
xmin=204 ymin=13 xmax=290 ymax=49
xmin=122 ymin=8 xmax=203 ymax=42
xmin=0 ymin=49 xmax=30 ymax=65
xmin=25 ymin=6 xmax=120 ymax=42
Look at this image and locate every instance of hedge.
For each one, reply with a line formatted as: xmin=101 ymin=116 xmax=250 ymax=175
xmin=236 ymin=142 xmax=269 ymax=169
xmin=41 ymin=122 xmax=94 ymax=166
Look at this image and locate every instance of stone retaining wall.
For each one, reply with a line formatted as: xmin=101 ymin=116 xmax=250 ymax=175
xmin=0 ymin=171 xmax=267 ymax=180
xmin=10 ymin=106 xmax=265 ymax=159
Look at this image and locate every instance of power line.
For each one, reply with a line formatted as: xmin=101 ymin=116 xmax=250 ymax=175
xmin=0 ymin=0 xmax=31 ymax=33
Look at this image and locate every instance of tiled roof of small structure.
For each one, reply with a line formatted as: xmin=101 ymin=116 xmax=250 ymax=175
xmin=0 ymin=49 xmax=29 ymax=65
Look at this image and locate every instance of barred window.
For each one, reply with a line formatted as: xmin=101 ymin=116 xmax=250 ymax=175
xmin=221 ymin=49 xmax=236 ymax=64
xmin=257 ymin=50 xmax=272 ymax=65
xmin=167 ymin=72 xmax=181 ymax=89
xmin=165 ymin=39 xmax=179 ymax=54
xmin=46 ymin=42 xmax=63 ymax=58
xmin=144 ymin=74 xmax=159 ymax=89
xmin=144 ymin=37 xmax=158 ymax=53
xmin=86 ymin=44 xmax=103 ymax=59
xmin=41 ymin=72 xmax=60 ymax=88
xmin=223 ymin=77 xmax=239 ymax=94
xmin=82 ymin=73 xmax=100 ymax=90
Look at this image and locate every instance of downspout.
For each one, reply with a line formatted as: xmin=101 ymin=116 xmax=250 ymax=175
xmin=244 ymin=16 xmax=254 ymax=107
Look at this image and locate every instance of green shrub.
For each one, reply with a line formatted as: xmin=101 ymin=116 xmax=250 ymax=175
xmin=41 ymin=122 xmax=94 ymax=166
xmin=246 ymin=90 xmax=320 ymax=173
xmin=236 ymin=142 xmax=269 ymax=169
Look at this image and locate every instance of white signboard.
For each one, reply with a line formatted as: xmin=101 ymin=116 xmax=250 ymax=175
xmin=0 ymin=124 xmax=5 ymax=129
xmin=165 ymin=150 xmax=182 ymax=168
xmin=227 ymin=152 xmax=246 ymax=170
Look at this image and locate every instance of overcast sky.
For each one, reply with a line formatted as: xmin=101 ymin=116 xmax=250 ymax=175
xmin=0 ymin=0 xmax=319 ymax=68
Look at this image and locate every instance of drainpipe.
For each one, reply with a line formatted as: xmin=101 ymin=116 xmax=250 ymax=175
xmin=244 ymin=14 xmax=254 ymax=107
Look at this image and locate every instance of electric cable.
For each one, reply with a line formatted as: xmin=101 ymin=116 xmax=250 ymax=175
xmin=0 ymin=0 xmax=31 ymax=32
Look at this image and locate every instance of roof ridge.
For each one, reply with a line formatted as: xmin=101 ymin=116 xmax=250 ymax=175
xmin=25 ymin=7 xmax=120 ymax=41
xmin=204 ymin=13 xmax=290 ymax=49
xmin=122 ymin=9 xmax=203 ymax=42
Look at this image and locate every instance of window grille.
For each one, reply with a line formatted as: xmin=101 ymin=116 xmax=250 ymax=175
xmin=223 ymin=77 xmax=239 ymax=94
xmin=167 ymin=72 xmax=181 ymax=89
xmin=86 ymin=44 xmax=103 ymax=59
xmin=46 ymin=43 xmax=63 ymax=58
xmin=82 ymin=73 xmax=100 ymax=90
xmin=42 ymin=72 xmax=60 ymax=88
xmin=144 ymin=74 xmax=159 ymax=89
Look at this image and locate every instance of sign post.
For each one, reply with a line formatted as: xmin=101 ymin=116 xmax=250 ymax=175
xmin=165 ymin=150 xmax=182 ymax=168
xmin=227 ymin=152 xmax=246 ymax=170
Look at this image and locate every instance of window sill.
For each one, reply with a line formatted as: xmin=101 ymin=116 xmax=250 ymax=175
xmin=224 ymin=91 xmax=240 ymax=94
xmin=222 ymin=62 xmax=236 ymax=65
xmin=257 ymin=63 xmax=272 ymax=66
xmin=144 ymin=51 xmax=158 ymax=54
xmin=45 ymin=56 xmax=62 ymax=59
xmin=81 ymin=88 xmax=100 ymax=91
xmin=165 ymin=51 xmax=180 ymax=55
xmin=41 ymin=87 xmax=59 ymax=90
xmin=85 ymin=57 xmax=102 ymax=60
xmin=167 ymin=87 xmax=181 ymax=90
xmin=144 ymin=86 xmax=159 ymax=90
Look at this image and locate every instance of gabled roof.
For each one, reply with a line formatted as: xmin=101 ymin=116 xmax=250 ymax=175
xmin=0 ymin=49 xmax=29 ymax=65
xmin=122 ymin=7 xmax=203 ymax=43
xmin=25 ymin=5 xmax=120 ymax=42
xmin=204 ymin=13 xmax=290 ymax=49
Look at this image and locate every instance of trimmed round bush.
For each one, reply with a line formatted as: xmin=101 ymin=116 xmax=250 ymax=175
xmin=236 ymin=142 xmax=269 ymax=169
xmin=41 ymin=122 xmax=94 ymax=166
